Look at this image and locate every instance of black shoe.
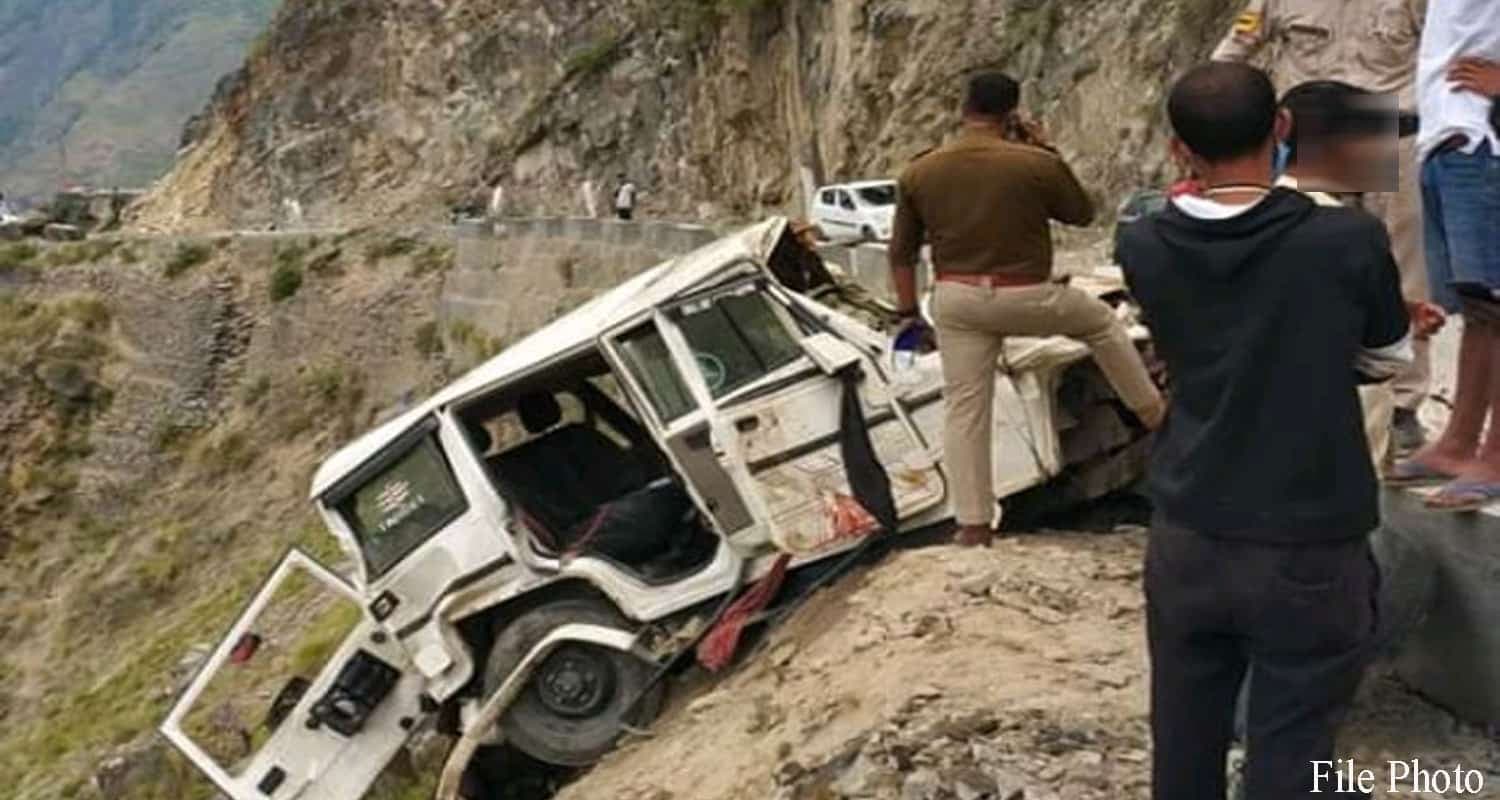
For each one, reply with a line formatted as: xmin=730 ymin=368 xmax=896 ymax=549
xmin=1392 ymin=408 xmax=1426 ymax=454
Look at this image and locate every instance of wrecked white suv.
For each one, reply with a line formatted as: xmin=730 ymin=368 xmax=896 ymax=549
xmin=161 ymin=218 xmax=1153 ymax=800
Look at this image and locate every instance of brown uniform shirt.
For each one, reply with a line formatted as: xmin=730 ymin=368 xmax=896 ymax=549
xmin=890 ymin=129 xmax=1094 ymax=281
xmin=1211 ymin=0 xmax=1425 ymax=109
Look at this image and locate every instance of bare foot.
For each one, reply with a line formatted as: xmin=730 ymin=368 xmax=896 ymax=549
xmin=1404 ymin=440 xmax=1479 ymax=477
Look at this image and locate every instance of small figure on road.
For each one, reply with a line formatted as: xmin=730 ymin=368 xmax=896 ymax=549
xmin=888 ymin=71 xmax=1164 ymax=549
xmin=613 ymin=173 xmax=638 ymax=221
xmin=0 ymin=191 xmax=14 ymax=221
xmin=1118 ymin=63 xmax=1410 ymax=800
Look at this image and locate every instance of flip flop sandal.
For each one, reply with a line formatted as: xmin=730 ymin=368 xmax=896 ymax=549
xmin=1384 ymin=459 xmax=1456 ymax=487
xmin=1423 ymin=480 xmax=1500 ymax=513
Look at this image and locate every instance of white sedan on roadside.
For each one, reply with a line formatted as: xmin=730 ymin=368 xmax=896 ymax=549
xmin=811 ymin=180 xmax=897 ymax=243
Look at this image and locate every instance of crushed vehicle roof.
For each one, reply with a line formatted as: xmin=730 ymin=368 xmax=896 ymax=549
xmin=310 ymin=217 xmax=789 ymax=499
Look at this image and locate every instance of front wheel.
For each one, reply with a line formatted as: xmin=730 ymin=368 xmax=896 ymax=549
xmin=483 ymin=599 xmax=664 ymax=767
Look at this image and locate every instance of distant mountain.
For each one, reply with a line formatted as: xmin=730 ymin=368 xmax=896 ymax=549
xmin=0 ymin=0 xmax=279 ymax=203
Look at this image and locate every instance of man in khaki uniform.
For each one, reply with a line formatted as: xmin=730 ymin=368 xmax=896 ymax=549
xmin=1213 ymin=0 xmax=1431 ymax=452
xmin=889 ymin=72 xmax=1165 ymax=548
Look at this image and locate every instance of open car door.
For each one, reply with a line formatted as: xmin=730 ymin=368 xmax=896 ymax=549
xmin=161 ymin=550 xmax=426 ymax=800
xmin=603 ymin=274 xmax=947 ymax=557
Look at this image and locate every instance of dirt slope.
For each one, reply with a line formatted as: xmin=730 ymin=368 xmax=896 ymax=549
xmin=557 ymin=533 xmax=1499 ymax=800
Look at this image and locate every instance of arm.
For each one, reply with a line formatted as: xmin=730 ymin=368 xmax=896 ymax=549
xmin=1211 ymin=0 xmax=1273 ymax=63
xmin=1356 ymin=225 xmax=1414 ymax=383
xmin=888 ymin=174 xmax=924 ymax=314
xmin=1042 ymin=156 xmax=1095 ymax=227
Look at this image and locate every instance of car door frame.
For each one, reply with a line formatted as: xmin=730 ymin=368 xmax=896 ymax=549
xmin=161 ymin=549 xmax=426 ymax=800
xmin=602 ymin=267 xmax=945 ymax=555
xmin=816 ymin=187 xmax=860 ymax=243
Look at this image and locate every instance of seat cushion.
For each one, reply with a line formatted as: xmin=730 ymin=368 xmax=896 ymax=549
xmin=489 ymin=423 xmax=651 ymax=545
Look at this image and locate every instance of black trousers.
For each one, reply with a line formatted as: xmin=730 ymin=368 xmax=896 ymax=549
xmin=1145 ymin=517 xmax=1379 ymax=800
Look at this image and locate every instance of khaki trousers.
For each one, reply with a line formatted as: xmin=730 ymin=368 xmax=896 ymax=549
xmin=1360 ymin=383 xmax=1394 ymax=471
xmin=933 ymin=281 xmax=1165 ymax=526
xmin=1362 ymin=135 xmax=1430 ymax=411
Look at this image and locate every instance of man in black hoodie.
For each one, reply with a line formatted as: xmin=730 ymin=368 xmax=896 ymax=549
xmin=1117 ymin=63 xmax=1410 ymax=800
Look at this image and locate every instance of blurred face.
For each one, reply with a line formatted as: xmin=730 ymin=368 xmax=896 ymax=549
xmin=1335 ymin=131 xmax=1399 ymax=192
xmin=1295 ymin=130 xmax=1398 ymax=193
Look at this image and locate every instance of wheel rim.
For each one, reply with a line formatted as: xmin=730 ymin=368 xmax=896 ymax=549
xmin=533 ymin=644 xmax=617 ymax=719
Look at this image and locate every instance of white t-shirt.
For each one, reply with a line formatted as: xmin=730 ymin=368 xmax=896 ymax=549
xmin=1416 ymin=0 xmax=1500 ymax=162
xmin=1170 ymin=193 xmax=1261 ymax=220
xmin=614 ymin=182 xmax=637 ymax=210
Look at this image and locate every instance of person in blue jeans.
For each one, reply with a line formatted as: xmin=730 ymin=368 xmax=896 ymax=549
xmin=1390 ymin=0 xmax=1500 ymax=511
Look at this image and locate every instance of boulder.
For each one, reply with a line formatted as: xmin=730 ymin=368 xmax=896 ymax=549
xmin=94 ymin=741 xmax=171 ymax=800
xmin=0 ymin=221 xmax=22 ymax=241
xmin=16 ymin=213 xmax=49 ymax=237
xmin=43 ymin=223 xmax=85 ymax=242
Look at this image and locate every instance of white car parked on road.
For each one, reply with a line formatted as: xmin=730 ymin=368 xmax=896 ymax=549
xmin=811 ymin=180 xmax=897 ymax=243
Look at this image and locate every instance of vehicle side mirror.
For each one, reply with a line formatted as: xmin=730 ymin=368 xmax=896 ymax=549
xmin=800 ymin=332 xmax=862 ymax=376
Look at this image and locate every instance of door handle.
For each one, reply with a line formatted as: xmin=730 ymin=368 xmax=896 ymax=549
xmin=735 ymin=416 xmax=760 ymax=433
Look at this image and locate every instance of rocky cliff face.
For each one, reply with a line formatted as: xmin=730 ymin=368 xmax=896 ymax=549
xmin=133 ymin=0 xmax=1240 ymax=232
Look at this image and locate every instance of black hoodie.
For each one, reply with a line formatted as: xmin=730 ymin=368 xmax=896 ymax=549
xmin=1119 ymin=188 xmax=1408 ymax=543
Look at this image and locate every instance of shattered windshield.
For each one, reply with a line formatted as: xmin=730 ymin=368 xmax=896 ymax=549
xmin=855 ymin=184 xmax=896 ymax=206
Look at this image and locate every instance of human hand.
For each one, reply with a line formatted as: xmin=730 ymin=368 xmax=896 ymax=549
xmin=1005 ymin=114 xmax=1055 ymax=151
xmin=1448 ymin=57 xmax=1500 ymax=97
xmin=1408 ymin=301 xmax=1447 ymax=339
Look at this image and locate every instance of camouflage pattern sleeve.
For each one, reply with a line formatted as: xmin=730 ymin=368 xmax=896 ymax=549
xmin=1211 ymin=0 xmax=1273 ymax=63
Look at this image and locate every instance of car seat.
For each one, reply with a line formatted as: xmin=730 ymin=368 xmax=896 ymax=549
xmin=489 ymin=393 xmax=673 ymax=559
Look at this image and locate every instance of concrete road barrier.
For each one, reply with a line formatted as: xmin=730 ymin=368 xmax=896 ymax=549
xmin=1379 ymin=487 xmax=1500 ymax=726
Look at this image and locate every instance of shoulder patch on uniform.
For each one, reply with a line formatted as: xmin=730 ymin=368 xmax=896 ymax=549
xmin=1232 ymin=10 xmax=1262 ymax=35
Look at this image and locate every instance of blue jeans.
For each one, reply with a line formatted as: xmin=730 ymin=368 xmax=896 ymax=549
xmin=1422 ymin=141 xmax=1500 ymax=313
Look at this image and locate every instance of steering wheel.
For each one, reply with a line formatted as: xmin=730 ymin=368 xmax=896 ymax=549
xmin=694 ymin=352 xmax=727 ymax=392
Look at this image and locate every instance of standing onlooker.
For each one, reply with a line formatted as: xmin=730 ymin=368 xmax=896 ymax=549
xmin=1119 ymin=63 xmax=1409 ymax=800
xmin=1213 ymin=0 xmax=1432 ymax=453
xmin=888 ymin=71 xmax=1164 ymax=548
xmin=1391 ymin=0 xmax=1500 ymax=509
xmin=613 ymin=173 xmax=638 ymax=221
xmin=1276 ymin=80 xmax=1448 ymax=468
xmin=0 ymin=191 xmax=14 ymax=220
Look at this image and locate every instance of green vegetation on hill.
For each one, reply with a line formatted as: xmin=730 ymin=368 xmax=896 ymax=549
xmin=0 ymin=0 xmax=280 ymax=202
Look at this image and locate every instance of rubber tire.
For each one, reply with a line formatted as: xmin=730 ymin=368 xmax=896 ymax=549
xmin=483 ymin=598 xmax=664 ymax=767
xmin=859 ymin=225 xmax=876 ymax=243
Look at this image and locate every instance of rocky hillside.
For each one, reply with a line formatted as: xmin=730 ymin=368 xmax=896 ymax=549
xmin=0 ymin=0 xmax=278 ymax=202
xmin=0 ymin=230 xmax=468 ymax=799
xmin=133 ymin=0 xmax=1240 ymax=232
